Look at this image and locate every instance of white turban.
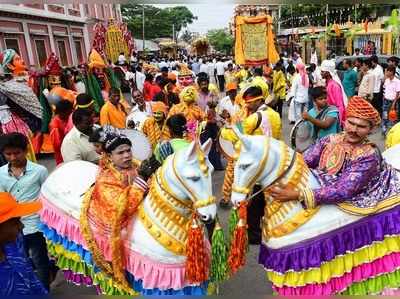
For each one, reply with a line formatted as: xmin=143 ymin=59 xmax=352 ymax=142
xmin=320 ymin=59 xmax=348 ymax=107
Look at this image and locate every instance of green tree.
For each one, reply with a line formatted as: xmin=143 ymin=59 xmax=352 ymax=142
xmin=279 ymin=4 xmax=380 ymax=29
xmin=121 ymin=4 xmax=197 ymax=40
xmin=207 ymin=29 xmax=234 ymax=55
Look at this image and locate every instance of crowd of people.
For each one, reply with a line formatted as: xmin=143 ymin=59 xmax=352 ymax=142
xmin=0 ymin=44 xmax=400 ymax=295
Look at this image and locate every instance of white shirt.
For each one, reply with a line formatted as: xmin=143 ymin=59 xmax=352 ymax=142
xmin=199 ymin=63 xmax=208 ymax=74
xmin=61 ymin=126 xmax=100 ymax=163
xmin=217 ymin=96 xmax=239 ymax=118
xmin=207 ymin=62 xmax=215 ymax=77
xmin=289 ymin=73 xmax=309 ymax=103
xmin=158 ymin=61 xmax=168 ymax=69
xmin=118 ymin=54 xmax=126 ymax=65
xmin=74 ymin=81 xmax=86 ymax=94
xmin=224 ymin=60 xmax=233 ymax=69
xmin=133 ymin=71 xmax=146 ymax=92
xmin=216 ymin=62 xmax=225 ymax=76
xmin=372 ymin=64 xmax=384 ymax=93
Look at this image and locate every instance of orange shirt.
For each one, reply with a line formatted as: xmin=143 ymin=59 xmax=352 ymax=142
xmin=100 ymin=101 xmax=127 ymax=129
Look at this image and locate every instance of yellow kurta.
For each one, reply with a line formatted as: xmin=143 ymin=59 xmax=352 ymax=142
xmin=100 ymin=101 xmax=127 ymax=129
xmin=385 ymin=122 xmax=400 ymax=149
xmin=220 ymin=105 xmax=282 ymax=202
xmin=273 ymin=70 xmax=287 ymax=99
xmin=168 ymin=102 xmax=205 ymax=123
xmin=221 ymin=106 xmax=282 ymax=142
xmin=142 ymin=117 xmax=170 ymax=149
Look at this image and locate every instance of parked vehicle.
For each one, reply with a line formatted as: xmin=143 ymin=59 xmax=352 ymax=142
xmin=335 ymin=55 xmax=396 ymax=80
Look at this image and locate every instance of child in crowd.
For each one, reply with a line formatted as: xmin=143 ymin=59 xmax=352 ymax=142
xmin=49 ymin=100 xmax=73 ymax=165
xmin=302 ymin=86 xmax=341 ymax=140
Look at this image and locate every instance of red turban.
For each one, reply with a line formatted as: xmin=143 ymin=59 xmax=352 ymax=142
xmin=346 ymin=96 xmax=381 ymax=126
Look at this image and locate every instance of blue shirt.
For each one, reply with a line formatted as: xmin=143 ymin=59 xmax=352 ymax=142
xmin=0 ymin=161 xmax=48 ymax=235
xmin=0 ymin=235 xmax=47 ymax=295
xmin=308 ymin=106 xmax=340 ymax=139
xmin=342 ymin=69 xmax=358 ymax=98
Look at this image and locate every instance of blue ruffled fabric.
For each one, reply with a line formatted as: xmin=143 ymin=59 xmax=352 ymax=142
xmin=40 ymin=223 xmax=207 ymax=295
xmin=259 ymin=204 xmax=400 ymax=273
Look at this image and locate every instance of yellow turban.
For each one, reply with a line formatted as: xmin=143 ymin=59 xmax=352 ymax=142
xmin=179 ymin=86 xmax=198 ymax=103
xmin=88 ymin=49 xmax=106 ymax=69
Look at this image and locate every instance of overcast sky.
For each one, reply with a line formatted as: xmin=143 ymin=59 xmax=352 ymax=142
xmin=156 ymin=4 xmax=235 ymax=34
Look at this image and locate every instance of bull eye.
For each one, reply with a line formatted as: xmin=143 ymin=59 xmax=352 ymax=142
xmin=188 ymin=176 xmax=200 ymax=182
xmin=239 ymin=164 xmax=251 ymax=170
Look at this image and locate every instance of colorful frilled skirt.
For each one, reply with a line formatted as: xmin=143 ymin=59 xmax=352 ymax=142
xmin=39 ymin=196 xmax=208 ymax=295
xmin=260 ymin=205 xmax=400 ymax=295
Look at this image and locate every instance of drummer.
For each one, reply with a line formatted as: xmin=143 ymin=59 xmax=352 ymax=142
xmin=302 ymin=86 xmax=341 ymax=140
xmin=216 ymin=82 xmax=240 ymax=124
xmin=126 ymin=89 xmax=150 ymax=130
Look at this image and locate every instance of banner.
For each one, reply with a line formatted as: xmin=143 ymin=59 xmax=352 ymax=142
xmin=234 ymin=15 xmax=279 ymax=66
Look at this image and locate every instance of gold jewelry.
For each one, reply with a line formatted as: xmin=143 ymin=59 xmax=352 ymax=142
xmin=193 ymin=196 xmax=216 ymax=209
xmin=138 ymin=205 xmax=186 ymax=256
xmin=231 ymin=185 xmax=250 ymax=194
xmin=157 ymin=167 xmax=191 ymax=209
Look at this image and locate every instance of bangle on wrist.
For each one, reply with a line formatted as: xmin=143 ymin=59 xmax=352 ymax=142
xmin=299 ymin=187 xmax=316 ymax=210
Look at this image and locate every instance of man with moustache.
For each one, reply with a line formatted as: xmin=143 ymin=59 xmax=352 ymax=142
xmin=270 ymin=96 xmax=400 ymax=215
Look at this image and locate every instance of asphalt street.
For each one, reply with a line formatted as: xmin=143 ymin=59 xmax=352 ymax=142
xmin=39 ymin=105 xmax=384 ymax=295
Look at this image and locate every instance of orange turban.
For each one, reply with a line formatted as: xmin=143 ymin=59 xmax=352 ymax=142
xmin=346 ymin=96 xmax=381 ymax=126
xmin=151 ymin=101 xmax=168 ymax=114
xmin=226 ymin=82 xmax=238 ymax=92
xmin=168 ymin=73 xmax=177 ymax=81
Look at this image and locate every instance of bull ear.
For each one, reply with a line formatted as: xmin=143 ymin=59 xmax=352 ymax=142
xmin=232 ymin=125 xmax=251 ymax=152
xmin=200 ymin=138 xmax=212 ymax=156
xmin=185 ymin=141 xmax=197 ymax=164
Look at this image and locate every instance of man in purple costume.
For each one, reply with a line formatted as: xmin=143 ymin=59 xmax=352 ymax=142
xmin=271 ymin=96 xmax=400 ymax=214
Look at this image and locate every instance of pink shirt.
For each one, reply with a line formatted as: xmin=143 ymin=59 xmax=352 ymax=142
xmin=384 ymin=77 xmax=400 ymax=101
xmin=326 ymin=79 xmax=346 ymax=125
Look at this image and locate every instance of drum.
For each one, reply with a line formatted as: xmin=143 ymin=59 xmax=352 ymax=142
xmin=289 ymin=119 xmax=315 ymax=153
xmin=125 ymin=110 xmax=149 ymax=131
xmin=383 ymin=144 xmax=400 ymax=170
xmin=120 ymin=129 xmax=152 ymax=161
xmin=217 ymin=134 xmax=235 ymax=160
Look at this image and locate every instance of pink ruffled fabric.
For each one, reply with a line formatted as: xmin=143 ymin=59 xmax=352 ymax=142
xmin=273 ymin=251 xmax=400 ymax=295
xmin=39 ymin=196 xmax=195 ymax=290
xmin=381 ymin=288 xmax=400 ymax=295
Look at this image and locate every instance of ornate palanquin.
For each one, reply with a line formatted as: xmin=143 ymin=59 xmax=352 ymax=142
xmin=234 ymin=15 xmax=279 ymax=66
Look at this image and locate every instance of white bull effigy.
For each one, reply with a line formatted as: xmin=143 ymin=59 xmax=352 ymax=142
xmin=38 ymin=141 xmax=218 ymax=295
xmin=230 ymin=130 xmax=400 ymax=295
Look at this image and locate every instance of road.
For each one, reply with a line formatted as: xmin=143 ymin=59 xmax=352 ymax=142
xmin=39 ymin=105 xmax=384 ymax=295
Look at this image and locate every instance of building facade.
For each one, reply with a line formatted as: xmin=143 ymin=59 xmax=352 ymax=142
xmin=0 ymin=4 xmax=122 ymax=68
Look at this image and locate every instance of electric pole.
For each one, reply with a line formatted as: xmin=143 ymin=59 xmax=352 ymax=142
xmin=142 ymin=4 xmax=145 ymax=53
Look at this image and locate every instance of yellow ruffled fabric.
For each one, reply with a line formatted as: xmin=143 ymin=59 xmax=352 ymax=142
xmin=267 ymin=235 xmax=400 ymax=287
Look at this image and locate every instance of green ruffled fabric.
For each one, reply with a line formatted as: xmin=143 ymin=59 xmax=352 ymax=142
xmin=105 ymin=67 xmax=120 ymax=90
xmin=86 ymin=74 xmax=104 ymax=113
xmin=47 ymin=242 xmax=130 ymax=295
xmin=342 ymin=268 xmax=400 ymax=295
xmin=39 ymin=77 xmax=52 ymax=133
